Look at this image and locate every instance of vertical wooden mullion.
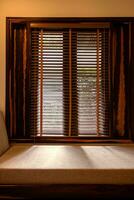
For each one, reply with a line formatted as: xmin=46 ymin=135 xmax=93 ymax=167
xmin=23 ymin=28 xmax=27 ymax=136
xmin=96 ymin=29 xmax=100 ymax=136
xmin=129 ymin=22 xmax=134 ymax=140
xmin=13 ymin=29 xmax=17 ymax=136
xmin=108 ymin=29 xmax=112 ymax=137
xmin=112 ymin=26 xmax=121 ymax=137
xmin=128 ymin=23 xmax=132 ymax=139
xmin=15 ymin=26 xmax=25 ymax=138
xmin=69 ymin=29 xmax=72 ymax=136
xmin=117 ymin=27 xmax=125 ymax=136
xmin=9 ymin=26 xmax=15 ymax=138
xmin=40 ymin=29 xmax=43 ymax=136
xmin=25 ymin=23 xmax=32 ymax=138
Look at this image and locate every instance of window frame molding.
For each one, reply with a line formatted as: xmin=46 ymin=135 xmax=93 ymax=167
xmin=6 ymin=17 xmax=134 ymax=143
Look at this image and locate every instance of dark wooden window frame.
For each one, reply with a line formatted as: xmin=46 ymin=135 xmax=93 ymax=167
xmin=6 ymin=17 xmax=134 ymax=143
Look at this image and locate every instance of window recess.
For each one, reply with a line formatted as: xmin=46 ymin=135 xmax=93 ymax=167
xmin=6 ymin=18 xmax=134 ymax=142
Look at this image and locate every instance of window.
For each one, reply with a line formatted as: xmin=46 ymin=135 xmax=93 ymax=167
xmin=31 ymin=26 xmax=110 ymax=137
xmin=6 ymin=18 xmax=134 ymax=142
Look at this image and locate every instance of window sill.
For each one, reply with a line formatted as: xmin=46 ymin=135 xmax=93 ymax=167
xmin=0 ymin=143 xmax=134 ymax=185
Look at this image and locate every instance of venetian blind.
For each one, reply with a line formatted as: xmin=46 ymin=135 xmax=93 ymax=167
xmin=30 ymin=26 xmax=110 ymax=137
xmin=71 ymin=29 xmax=110 ymax=136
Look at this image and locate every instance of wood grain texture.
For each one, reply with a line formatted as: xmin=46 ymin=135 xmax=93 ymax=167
xmin=117 ymin=26 xmax=125 ymax=136
xmin=129 ymin=23 xmax=134 ymax=140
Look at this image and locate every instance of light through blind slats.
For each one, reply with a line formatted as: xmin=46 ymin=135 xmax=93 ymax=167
xmin=31 ymin=29 xmax=65 ymax=136
xmin=72 ymin=29 xmax=110 ymax=136
xmin=30 ymin=27 xmax=110 ymax=137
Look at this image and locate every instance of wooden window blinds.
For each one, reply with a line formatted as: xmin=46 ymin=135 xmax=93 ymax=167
xmin=30 ymin=25 xmax=110 ymax=137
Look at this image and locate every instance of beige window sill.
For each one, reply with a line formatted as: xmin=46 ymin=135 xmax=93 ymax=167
xmin=0 ymin=143 xmax=134 ymax=184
